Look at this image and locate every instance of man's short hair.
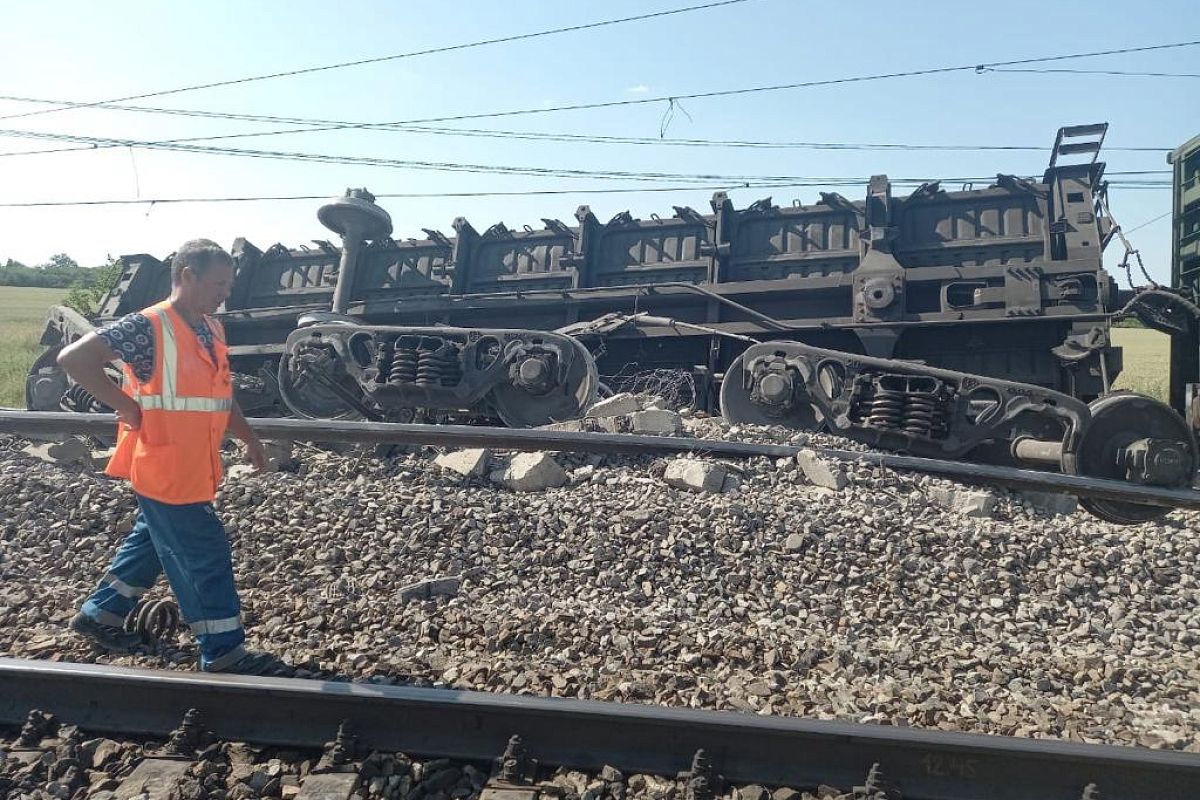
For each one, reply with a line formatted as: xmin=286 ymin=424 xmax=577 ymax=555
xmin=171 ymin=239 xmax=233 ymax=284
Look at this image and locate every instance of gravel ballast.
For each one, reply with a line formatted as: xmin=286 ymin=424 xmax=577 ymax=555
xmin=0 ymin=419 xmax=1197 ymax=753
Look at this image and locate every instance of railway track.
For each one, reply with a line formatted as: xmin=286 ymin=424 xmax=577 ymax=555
xmin=1 ymin=658 xmax=1197 ymax=800
xmin=2 ymin=411 xmax=1200 ymax=513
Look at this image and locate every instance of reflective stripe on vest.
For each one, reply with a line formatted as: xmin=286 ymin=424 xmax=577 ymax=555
xmin=134 ymin=308 xmax=233 ymax=412
xmin=138 ymin=395 xmax=233 ymax=411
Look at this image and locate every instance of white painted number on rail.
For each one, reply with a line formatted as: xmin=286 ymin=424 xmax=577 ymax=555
xmin=920 ymin=754 xmax=978 ymax=779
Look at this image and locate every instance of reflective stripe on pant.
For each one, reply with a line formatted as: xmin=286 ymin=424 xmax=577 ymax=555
xmin=80 ymin=493 xmax=245 ymax=668
xmin=80 ymin=511 xmax=158 ymax=627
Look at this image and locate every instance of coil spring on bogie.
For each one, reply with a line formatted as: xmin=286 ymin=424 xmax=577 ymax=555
xmin=124 ymin=598 xmax=180 ymax=642
xmin=415 ymin=347 xmax=441 ymax=387
xmin=865 ymin=390 xmax=905 ymax=430
xmin=415 ymin=344 xmax=462 ymax=387
xmin=862 ymin=374 xmax=947 ymax=440
xmin=389 ymin=340 xmax=419 ymax=386
xmin=903 ymin=392 xmax=938 ymax=437
xmin=62 ymin=382 xmax=108 ymax=413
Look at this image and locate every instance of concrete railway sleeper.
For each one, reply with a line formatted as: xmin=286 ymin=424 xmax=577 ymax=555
xmin=1 ymin=658 xmax=1198 ymax=800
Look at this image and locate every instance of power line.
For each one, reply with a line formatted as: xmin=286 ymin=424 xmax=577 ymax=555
xmin=0 ymin=0 xmax=754 ymax=123
xmin=0 ymin=125 xmax=1172 ymax=185
xmin=0 ymin=126 xmax=905 ymax=183
xmin=0 ymin=179 xmax=1173 ymax=209
xmin=986 ymin=68 xmax=1200 ymax=78
xmin=0 ymin=184 xmax=874 ymax=208
xmin=1 ymin=38 xmax=1197 ymax=157
xmin=245 ymin=37 xmax=1200 ymax=131
xmin=0 ymin=184 xmax=746 ymax=207
xmin=0 ymin=95 xmax=1175 ymax=156
xmin=0 ymin=127 xmax=914 ymax=183
xmin=332 ymin=125 xmax=1176 ymax=153
xmin=1122 ymin=210 xmax=1174 ymax=234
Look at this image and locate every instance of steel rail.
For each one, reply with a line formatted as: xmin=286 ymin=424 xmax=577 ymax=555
xmin=0 ymin=410 xmax=798 ymax=457
xmin=822 ymin=448 xmax=1200 ymax=510
xmin=1 ymin=658 xmax=1196 ymax=800
xmin=1 ymin=410 xmax=1199 ymax=510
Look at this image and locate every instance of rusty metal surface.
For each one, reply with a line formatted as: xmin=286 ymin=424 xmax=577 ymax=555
xmin=1 ymin=658 xmax=1197 ymax=800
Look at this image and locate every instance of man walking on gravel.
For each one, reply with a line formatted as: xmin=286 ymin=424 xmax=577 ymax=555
xmin=57 ymin=239 xmax=287 ymax=676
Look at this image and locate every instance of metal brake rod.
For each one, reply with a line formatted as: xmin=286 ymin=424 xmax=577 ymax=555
xmin=629 ymin=313 xmax=759 ymax=343
xmin=0 ymin=411 xmax=1198 ymax=510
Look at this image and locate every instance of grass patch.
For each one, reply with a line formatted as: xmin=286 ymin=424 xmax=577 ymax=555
xmin=1111 ymin=326 xmax=1170 ymax=402
xmin=0 ymin=286 xmax=66 ymax=408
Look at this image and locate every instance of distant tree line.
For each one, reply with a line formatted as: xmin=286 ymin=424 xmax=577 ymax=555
xmin=0 ymin=253 xmax=125 ymax=315
xmin=0 ymin=254 xmax=93 ymax=288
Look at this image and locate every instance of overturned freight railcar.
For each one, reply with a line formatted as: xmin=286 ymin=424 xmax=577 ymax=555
xmin=30 ymin=124 xmax=1124 ymax=425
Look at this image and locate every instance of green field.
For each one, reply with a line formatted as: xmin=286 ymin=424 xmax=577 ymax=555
xmin=1110 ymin=326 xmax=1171 ymax=402
xmin=0 ymin=285 xmax=1177 ymax=410
xmin=0 ymin=286 xmax=66 ymax=408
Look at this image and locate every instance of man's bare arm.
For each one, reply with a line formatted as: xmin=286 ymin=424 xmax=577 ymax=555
xmin=227 ymin=401 xmax=270 ymax=471
xmin=57 ymin=333 xmax=142 ymax=428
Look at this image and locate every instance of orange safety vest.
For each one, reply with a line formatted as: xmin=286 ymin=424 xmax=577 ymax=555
xmin=105 ymin=301 xmax=234 ymax=505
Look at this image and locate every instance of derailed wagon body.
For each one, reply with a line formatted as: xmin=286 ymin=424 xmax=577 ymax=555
xmin=30 ymin=125 xmax=1123 ymax=419
xmin=24 ymin=124 xmax=1200 ymax=524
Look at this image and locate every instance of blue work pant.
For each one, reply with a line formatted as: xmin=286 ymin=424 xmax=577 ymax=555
xmin=81 ymin=493 xmax=246 ymax=670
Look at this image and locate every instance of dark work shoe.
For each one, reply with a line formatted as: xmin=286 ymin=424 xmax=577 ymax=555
xmin=70 ymin=612 xmax=144 ymax=652
xmin=204 ymin=649 xmax=292 ymax=677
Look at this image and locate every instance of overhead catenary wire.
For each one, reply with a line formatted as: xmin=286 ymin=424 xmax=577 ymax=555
xmin=0 ymin=0 xmax=756 ymax=123
xmin=0 ymin=178 xmax=1173 ymax=209
xmin=0 ymin=185 xmax=745 ymax=207
xmin=183 ymin=37 xmax=1200 ymax=134
xmin=0 ymin=187 xmax=1173 ymax=209
xmin=0 ymin=95 xmax=1176 ymax=157
xmin=0 ymin=127 xmax=976 ymax=183
xmin=985 ymin=68 xmax=1200 ymax=78
xmin=288 ymin=125 xmax=1176 ymax=153
xmin=0 ymin=38 xmax=1196 ymax=159
xmin=1121 ymin=210 xmax=1174 ymax=234
xmin=0 ymin=125 xmax=1173 ymax=185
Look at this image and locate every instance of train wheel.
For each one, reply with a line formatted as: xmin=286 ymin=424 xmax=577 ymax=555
xmin=25 ymin=347 xmax=70 ymax=411
xmin=276 ymin=350 xmax=363 ymax=421
xmin=490 ymin=339 xmax=598 ymax=427
xmin=719 ymin=351 xmax=822 ymax=430
xmin=1063 ymin=392 xmax=1198 ymax=524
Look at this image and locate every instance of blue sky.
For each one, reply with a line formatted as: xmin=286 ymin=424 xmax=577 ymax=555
xmin=0 ymin=0 xmax=1196 ymax=283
